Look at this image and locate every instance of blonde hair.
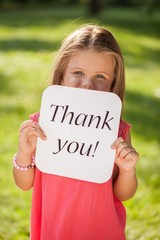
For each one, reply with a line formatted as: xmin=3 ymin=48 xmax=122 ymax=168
xmin=52 ymin=24 xmax=125 ymax=103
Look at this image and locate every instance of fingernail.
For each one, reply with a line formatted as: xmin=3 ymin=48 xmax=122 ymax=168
xmin=43 ymin=135 xmax=47 ymax=140
xmin=111 ymin=143 xmax=115 ymax=149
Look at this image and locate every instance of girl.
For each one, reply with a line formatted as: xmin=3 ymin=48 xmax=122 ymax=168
xmin=13 ymin=24 xmax=139 ymax=240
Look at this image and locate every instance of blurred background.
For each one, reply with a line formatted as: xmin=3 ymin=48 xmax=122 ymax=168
xmin=0 ymin=0 xmax=160 ymax=239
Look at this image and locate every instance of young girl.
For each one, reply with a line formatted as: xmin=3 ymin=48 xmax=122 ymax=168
xmin=13 ymin=24 xmax=139 ymax=240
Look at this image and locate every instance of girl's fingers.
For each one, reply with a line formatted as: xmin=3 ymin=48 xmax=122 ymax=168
xmin=111 ymin=137 xmax=131 ymax=159
xmin=20 ymin=120 xmax=47 ymax=140
xmin=111 ymin=137 xmax=125 ymax=149
xmin=115 ymin=150 xmax=139 ymax=170
xmin=112 ymin=138 xmax=139 ymax=171
xmin=123 ymin=150 xmax=139 ymax=162
xmin=27 ymin=127 xmax=47 ymax=140
xmin=20 ymin=120 xmax=33 ymax=132
xmin=118 ymin=146 xmax=135 ymax=159
xmin=30 ymin=122 xmax=47 ymax=140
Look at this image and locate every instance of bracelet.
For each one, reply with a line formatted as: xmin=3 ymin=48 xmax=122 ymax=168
xmin=13 ymin=154 xmax=35 ymax=171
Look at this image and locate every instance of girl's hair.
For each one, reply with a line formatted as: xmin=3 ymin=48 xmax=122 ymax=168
xmin=52 ymin=24 xmax=125 ymax=102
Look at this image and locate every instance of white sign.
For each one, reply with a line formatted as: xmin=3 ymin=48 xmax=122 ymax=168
xmin=35 ymin=85 xmax=122 ymax=183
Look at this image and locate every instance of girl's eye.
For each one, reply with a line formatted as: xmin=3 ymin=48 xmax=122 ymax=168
xmin=74 ymin=71 xmax=84 ymax=76
xmin=96 ymin=74 xmax=105 ymax=79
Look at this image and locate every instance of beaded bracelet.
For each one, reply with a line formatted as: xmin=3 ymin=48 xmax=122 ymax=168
xmin=13 ymin=154 xmax=35 ymax=171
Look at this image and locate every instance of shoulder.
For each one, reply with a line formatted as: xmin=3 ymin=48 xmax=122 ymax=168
xmin=30 ymin=112 xmax=40 ymax=123
xmin=118 ymin=119 xmax=131 ymax=140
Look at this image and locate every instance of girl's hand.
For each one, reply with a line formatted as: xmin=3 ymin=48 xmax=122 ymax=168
xmin=18 ymin=120 xmax=47 ymax=157
xmin=111 ymin=137 xmax=139 ymax=172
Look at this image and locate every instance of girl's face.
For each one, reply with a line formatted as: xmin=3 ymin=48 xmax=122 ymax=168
xmin=62 ymin=50 xmax=115 ymax=92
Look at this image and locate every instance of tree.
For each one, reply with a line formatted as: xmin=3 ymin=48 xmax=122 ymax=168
xmin=89 ymin=0 xmax=103 ymax=15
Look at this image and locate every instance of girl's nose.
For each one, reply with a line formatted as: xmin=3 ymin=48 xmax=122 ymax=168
xmin=80 ymin=77 xmax=94 ymax=90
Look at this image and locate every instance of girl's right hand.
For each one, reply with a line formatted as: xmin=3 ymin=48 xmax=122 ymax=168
xmin=18 ymin=120 xmax=47 ymax=157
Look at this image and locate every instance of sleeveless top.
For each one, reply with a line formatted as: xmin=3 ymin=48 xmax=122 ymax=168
xmin=30 ymin=112 xmax=131 ymax=240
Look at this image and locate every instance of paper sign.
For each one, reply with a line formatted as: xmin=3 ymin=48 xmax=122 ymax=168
xmin=35 ymin=85 xmax=122 ymax=183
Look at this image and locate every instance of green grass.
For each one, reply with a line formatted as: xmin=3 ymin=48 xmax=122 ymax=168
xmin=0 ymin=5 xmax=160 ymax=239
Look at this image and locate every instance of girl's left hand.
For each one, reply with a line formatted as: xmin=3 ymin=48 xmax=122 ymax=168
xmin=111 ymin=137 xmax=139 ymax=172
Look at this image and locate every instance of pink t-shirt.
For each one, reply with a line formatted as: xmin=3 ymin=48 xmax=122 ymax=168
xmin=30 ymin=112 xmax=130 ymax=240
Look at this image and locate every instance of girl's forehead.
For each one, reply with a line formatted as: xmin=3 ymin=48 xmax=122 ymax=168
xmin=67 ymin=50 xmax=116 ymax=69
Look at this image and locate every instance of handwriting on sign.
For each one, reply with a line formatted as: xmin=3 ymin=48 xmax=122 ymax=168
xmin=53 ymin=139 xmax=99 ymax=157
xmin=50 ymin=104 xmax=114 ymax=130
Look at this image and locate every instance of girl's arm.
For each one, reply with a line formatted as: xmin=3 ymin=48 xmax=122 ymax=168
xmin=13 ymin=120 xmax=47 ymax=191
xmin=13 ymin=152 xmax=35 ymax=191
xmin=112 ymin=131 xmax=139 ymax=201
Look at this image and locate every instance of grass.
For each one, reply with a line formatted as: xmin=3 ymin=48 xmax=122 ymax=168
xmin=0 ymin=5 xmax=160 ymax=239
